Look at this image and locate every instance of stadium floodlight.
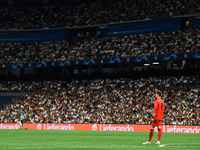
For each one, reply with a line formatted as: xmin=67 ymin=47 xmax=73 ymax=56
xmin=153 ymin=62 xmax=159 ymax=65
xmin=144 ymin=64 xmax=150 ymax=66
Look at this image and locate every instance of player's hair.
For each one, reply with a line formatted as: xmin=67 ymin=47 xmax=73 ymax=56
xmin=156 ymin=90 xmax=162 ymax=96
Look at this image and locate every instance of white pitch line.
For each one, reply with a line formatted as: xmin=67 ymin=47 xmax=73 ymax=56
xmin=159 ymin=143 xmax=200 ymax=148
xmin=2 ymin=146 xmax=146 ymax=149
xmin=2 ymin=145 xmax=200 ymax=149
xmin=159 ymin=146 xmax=200 ymax=148
xmin=167 ymin=143 xmax=200 ymax=145
xmin=168 ymin=143 xmax=200 ymax=145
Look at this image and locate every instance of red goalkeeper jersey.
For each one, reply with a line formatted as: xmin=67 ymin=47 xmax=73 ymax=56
xmin=153 ymin=98 xmax=164 ymax=120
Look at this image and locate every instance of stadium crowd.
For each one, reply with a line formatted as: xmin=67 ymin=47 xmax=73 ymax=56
xmin=0 ymin=75 xmax=199 ymax=92
xmin=0 ymin=40 xmax=64 ymax=63
xmin=1 ymin=0 xmax=200 ymax=29
xmin=1 ymin=28 xmax=200 ymax=63
xmin=161 ymin=28 xmax=200 ymax=54
xmin=0 ymin=6 xmax=34 ymax=30
xmin=88 ymin=30 xmax=179 ymax=58
xmin=0 ymin=75 xmax=199 ymax=125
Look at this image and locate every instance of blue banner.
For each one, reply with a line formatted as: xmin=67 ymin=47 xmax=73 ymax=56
xmin=0 ymin=28 xmax=68 ymax=42
xmin=107 ymin=17 xmax=182 ymax=36
xmin=0 ymin=52 xmax=198 ymax=69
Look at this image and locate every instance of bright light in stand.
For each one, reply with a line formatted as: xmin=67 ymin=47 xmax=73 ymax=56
xmin=153 ymin=62 xmax=159 ymax=65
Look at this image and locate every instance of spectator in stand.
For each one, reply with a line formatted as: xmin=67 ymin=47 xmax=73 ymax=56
xmin=21 ymin=0 xmax=200 ymax=29
xmin=0 ymin=75 xmax=200 ymax=125
xmin=0 ymin=29 xmax=200 ymax=63
xmin=0 ymin=40 xmax=64 ymax=63
xmin=161 ymin=28 xmax=200 ymax=54
xmin=0 ymin=0 xmax=200 ymax=30
xmin=0 ymin=6 xmax=34 ymax=30
xmin=0 ymin=30 xmax=178 ymax=63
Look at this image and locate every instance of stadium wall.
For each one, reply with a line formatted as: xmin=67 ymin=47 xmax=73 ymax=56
xmin=0 ymin=52 xmax=197 ymax=69
xmin=1 ymin=17 xmax=200 ymax=42
xmin=107 ymin=17 xmax=182 ymax=36
xmin=0 ymin=28 xmax=68 ymax=42
xmin=0 ymin=123 xmax=200 ymax=133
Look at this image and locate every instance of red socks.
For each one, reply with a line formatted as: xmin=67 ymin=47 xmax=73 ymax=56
xmin=148 ymin=128 xmax=162 ymax=142
xmin=148 ymin=129 xmax=154 ymax=141
xmin=158 ymin=128 xmax=162 ymax=141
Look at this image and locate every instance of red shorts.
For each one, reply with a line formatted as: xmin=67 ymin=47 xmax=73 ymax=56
xmin=151 ymin=120 xmax=162 ymax=127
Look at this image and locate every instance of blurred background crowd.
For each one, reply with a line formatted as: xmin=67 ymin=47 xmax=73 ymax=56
xmin=1 ymin=0 xmax=200 ymax=30
xmin=0 ymin=0 xmax=200 ymax=127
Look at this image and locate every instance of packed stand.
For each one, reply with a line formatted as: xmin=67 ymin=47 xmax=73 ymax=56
xmin=2 ymin=28 xmax=200 ymax=63
xmin=161 ymin=28 xmax=200 ymax=54
xmin=1 ymin=0 xmax=200 ymax=30
xmin=0 ymin=6 xmax=34 ymax=30
xmin=0 ymin=40 xmax=64 ymax=63
xmin=0 ymin=75 xmax=200 ymax=125
xmin=0 ymin=29 xmax=197 ymax=63
xmin=46 ymin=30 xmax=179 ymax=61
xmin=0 ymin=75 xmax=199 ymax=92
xmin=93 ymin=31 xmax=178 ymax=58
xmin=19 ymin=0 xmax=200 ymax=29
xmin=35 ymin=29 xmax=200 ymax=61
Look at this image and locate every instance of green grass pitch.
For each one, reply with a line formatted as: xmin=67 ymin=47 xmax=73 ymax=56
xmin=0 ymin=130 xmax=199 ymax=150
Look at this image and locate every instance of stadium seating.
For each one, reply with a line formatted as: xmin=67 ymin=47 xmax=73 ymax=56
xmin=0 ymin=6 xmax=34 ymax=30
xmin=0 ymin=0 xmax=200 ymax=127
xmin=1 ymin=0 xmax=200 ymax=29
xmin=0 ymin=40 xmax=64 ymax=63
xmin=1 ymin=29 xmax=200 ymax=63
xmin=161 ymin=29 xmax=200 ymax=54
xmin=0 ymin=75 xmax=199 ymax=125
